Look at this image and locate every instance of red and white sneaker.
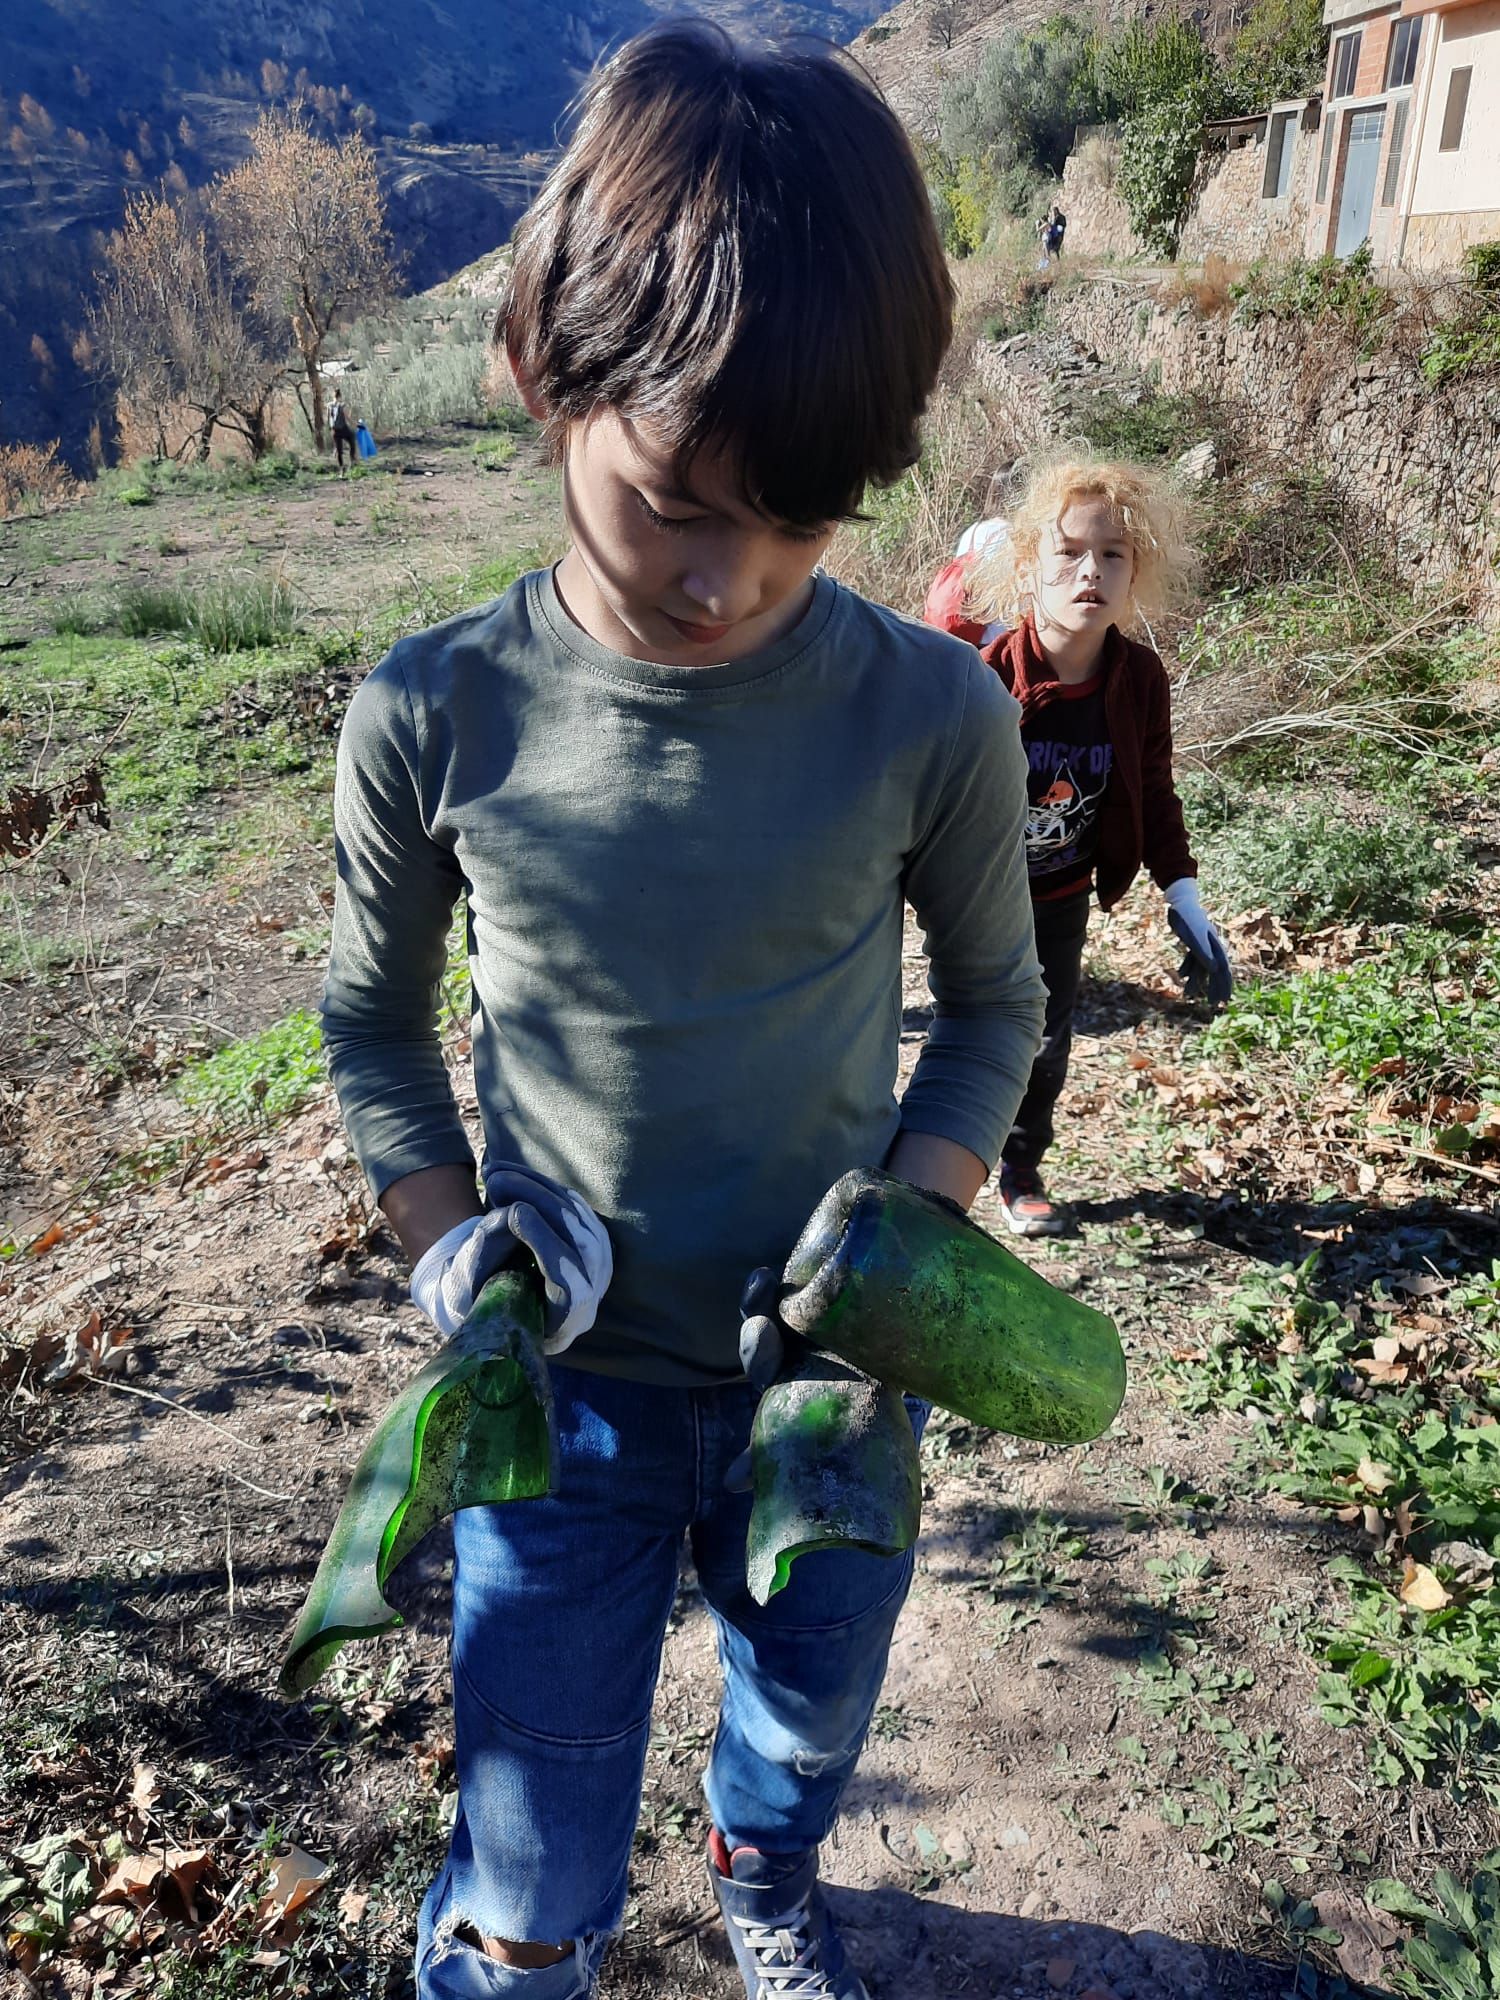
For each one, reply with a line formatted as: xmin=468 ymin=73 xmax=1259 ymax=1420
xmin=998 ymin=1164 xmax=1069 ymax=1238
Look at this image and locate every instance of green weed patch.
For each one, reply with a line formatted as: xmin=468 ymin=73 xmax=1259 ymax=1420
xmin=1070 ymin=388 xmax=1224 ymax=462
xmin=1194 ymin=795 xmax=1460 ymax=929
xmin=175 ymin=1009 xmax=324 ymax=1129
xmin=1231 ymin=245 xmax=1395 ymax=351
xmin=1165 ymin=1255 xmax=1500 ymax=1799
xmin=1200 ymin=927 xmax=1500 ymax=1110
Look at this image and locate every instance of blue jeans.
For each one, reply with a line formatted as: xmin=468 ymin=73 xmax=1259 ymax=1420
xmin=415 ymin=1363 xmax=924 ymax=1997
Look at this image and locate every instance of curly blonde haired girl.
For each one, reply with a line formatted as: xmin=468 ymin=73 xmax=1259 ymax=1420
xmin=945 ymin=455 xmax=1228 ymax=1240
xmin=973 ymin=454 xmax=1196 ymax=633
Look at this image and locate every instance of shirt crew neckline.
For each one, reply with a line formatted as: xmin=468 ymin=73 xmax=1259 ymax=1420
xmin=531 ymin=565 xmax=840 ymax=694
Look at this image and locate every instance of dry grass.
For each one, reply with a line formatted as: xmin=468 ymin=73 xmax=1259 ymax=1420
xmin=823 ymin=388 xmax=1016 ymax=615
xmin=1069 ymin=132 xmax=1119 ymax=192
xmin=0 ymin=440 xmax=76 ymax=519
xmin=1156 ymin=251 xmax=1238 ymax=318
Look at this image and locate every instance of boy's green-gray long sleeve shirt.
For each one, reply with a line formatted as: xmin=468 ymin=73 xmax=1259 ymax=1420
xmin=323 ymin=568 xmax=1045 ymax=1386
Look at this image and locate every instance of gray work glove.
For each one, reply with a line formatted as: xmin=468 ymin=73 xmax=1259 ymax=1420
xmin=409 ymin=1165 xmax=612 ymax=1354
xmin=1164 ymin=877 xmax=1233 ymax=1011
xmin=727 ymin=1266 xmax=809 ymax=1493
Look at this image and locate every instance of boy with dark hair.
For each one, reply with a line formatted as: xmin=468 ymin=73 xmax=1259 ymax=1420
xmin=322 ymin=22 xmax=1044 ymax=1999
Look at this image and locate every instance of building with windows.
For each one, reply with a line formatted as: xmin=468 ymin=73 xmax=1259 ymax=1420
xmin=1305 ymin=0 xmax=1500 ymax=267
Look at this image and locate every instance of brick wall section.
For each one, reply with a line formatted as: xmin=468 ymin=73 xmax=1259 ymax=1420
xmin=1355 ymin=16 xmax=1393 ymax=94
xmin=1045 ymin=280 xmax=1500 ymax=620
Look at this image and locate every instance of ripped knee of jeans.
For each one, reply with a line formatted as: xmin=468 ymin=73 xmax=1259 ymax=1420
xmin=430 ymin=1906 xmax=608 ymax=1991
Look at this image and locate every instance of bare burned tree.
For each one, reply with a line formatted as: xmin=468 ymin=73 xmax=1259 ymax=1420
xmin=92 ymin=189 xmax=287 ymax=461
xmin=929 ymin=0 xmax=960 ymax=50
xmin=214 ymin=106 xmax=396 ymax=451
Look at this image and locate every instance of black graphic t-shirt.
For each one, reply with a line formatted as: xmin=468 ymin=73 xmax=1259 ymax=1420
xmin=1021 ymin=675 xmax=1113 ymax=898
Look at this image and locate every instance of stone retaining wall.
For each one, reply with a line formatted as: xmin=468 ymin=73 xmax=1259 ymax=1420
xmin=1039 ymin=280 xmax=1500 ymax=618
xmin=1058 ymin=146 xmax=1147 ymax=263
xmin=1177 ymin=117 xmax=1319 ymax=266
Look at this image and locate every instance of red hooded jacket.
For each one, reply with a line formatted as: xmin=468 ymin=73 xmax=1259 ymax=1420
xmin=981 ymin=615 xmax=1196 ymax=911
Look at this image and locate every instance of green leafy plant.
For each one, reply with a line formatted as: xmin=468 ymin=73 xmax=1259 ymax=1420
xmin=1227 ymin=0 xmax=1328 ymax=103
xmin=1099 ymin=18 xmax=1230 ymax=256
xmin=1231 ymin=246 xmax=1395 ymax=351
xmin=1318 ymin=1562 xmax=1500 ymax=1797
xmin=1196 ymin=799 xmax=1460 ymax=928
xmin=1070 ymin=388 xmax=1223 ymax=461
xmin=1368 ymin=1862 xmax=1500 ymax=1998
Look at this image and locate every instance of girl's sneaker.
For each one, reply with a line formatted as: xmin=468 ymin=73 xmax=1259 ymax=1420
xmin=708 ymin=1832 xmax=869 ymax=1999
xmin=998 ymin=1164 xmax=1068 ymax=1237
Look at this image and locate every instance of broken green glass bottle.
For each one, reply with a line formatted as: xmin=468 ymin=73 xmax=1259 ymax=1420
xmin=279 ymin=1269 xmax=553 ymax=1697
xmin=778 ymin=1168 xmax=1126 ymax=1446
xmin=745 ymin=1353 xmax=921 ymax=1606
xmin=742 ymin=1169 xmax=1125 ymax=1601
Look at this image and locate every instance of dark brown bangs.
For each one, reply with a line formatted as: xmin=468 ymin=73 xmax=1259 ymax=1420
xmin=502 ymin=21 xmax=953 ymax=526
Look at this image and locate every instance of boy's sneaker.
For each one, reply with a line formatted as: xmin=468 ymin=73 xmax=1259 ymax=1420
xmin=998 ymin=1164 xmax=1068 ymax=1238
xmin=708 ymin=1831 xmax=869 ymax=1999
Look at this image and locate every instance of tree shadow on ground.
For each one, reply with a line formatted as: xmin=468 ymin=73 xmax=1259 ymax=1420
xmin=1068 ymin=1186 xmax=1500 ymax=1304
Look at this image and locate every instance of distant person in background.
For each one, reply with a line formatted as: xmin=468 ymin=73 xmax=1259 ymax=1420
xmin=330 ymin=391 xmax=358 ymax=473
xmin=1046 ymin=204 xmax=1067 ymax=261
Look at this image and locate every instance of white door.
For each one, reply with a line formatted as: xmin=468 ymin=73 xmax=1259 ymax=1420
xmin=1335 ymin=107 xmax=1386 ymax=256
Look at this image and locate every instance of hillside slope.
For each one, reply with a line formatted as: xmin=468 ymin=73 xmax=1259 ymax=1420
xmin=0 ymin=0 xmax=886 ymax=462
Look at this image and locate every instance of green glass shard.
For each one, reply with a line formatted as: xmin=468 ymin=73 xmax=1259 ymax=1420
xmin=779 ymin=1168 xmax=1126 ymax=1446
xmin=280 ymin=1269 xmax=552 ymax=1697
xmin=745 ymin=1355 xmax=921 ymax=1606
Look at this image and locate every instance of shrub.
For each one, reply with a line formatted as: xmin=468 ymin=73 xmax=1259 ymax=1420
xmin=1194 ymin=795 xmax=1460 ymax=928
xmin=1118 ymin=96 xmax=1215 ymax=260
xmin=1227 ymin=0 xmax=1327 ymax=104
xmin=1099 ymin=18 xmax=1231 ymax=256
xmin=1231 ymin=245 xmax=1394 ymax=350
xmin=937 ymin=16 xmax=1102 ymax=182
xmin=1068 ymin=388 xmax=1223 ymax=460
xmin=1195 ymin=465 xmax=1351 ymax=591
xmin=1421 ymin=249 xmax=1500 ymax=387
xmin=1171 ymin=566 xmax=1481 ymax=770
xmin=0 ymin=440 xmax=75 ymax=518
xmin=361 ymin=338 xmax=487 ymax=433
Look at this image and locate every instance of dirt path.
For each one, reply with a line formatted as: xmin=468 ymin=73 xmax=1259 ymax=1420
xmin=6 ymin=889 xmax=1496 ymax=1999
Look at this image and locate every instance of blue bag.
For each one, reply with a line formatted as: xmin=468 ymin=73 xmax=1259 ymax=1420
xmin=355 ymin=423 xmax=377 ymax=460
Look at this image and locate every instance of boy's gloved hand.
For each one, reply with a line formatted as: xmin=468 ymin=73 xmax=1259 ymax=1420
xmin=409 ymin=1167 xmax=612 ymax=1353
xmin=727 ymin=1266 xmax=804 ymax=1493
xmin=1164 ymin=877 xmax=1232 ymax=1011
xmin=737 ymin=1265 xmax=792 ymax=1392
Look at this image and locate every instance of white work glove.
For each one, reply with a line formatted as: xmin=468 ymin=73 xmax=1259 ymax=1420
xmin=1164 ymin=877 xmax=1233 ymax=1011
xmin=409 ymin=1165 xmax=613 ymax=1355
